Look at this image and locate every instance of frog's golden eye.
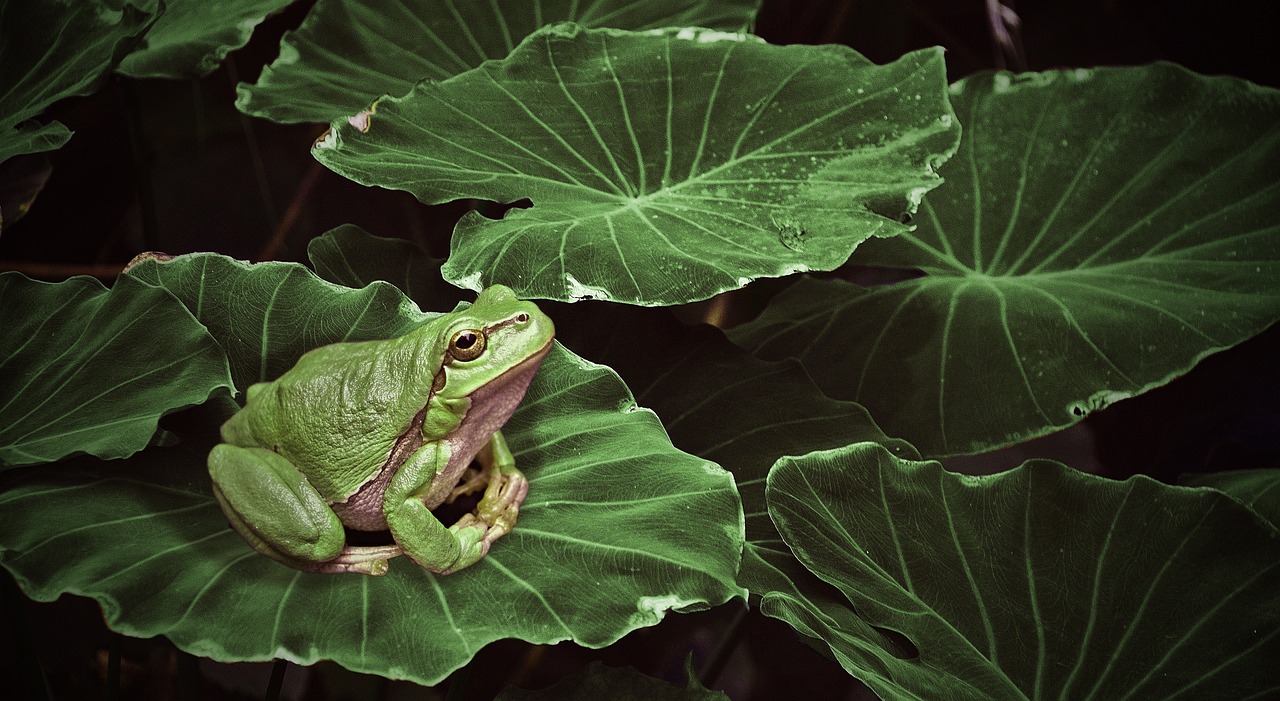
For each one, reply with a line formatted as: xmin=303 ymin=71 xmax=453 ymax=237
xmin=449 ymin=329 xmax=486 ymax=361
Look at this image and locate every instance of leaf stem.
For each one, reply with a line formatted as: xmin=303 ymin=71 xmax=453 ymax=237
xmin=265 ymin=658 xmax=288 ymax=701
xmin=120 ymin=78 xmax=159 ymax=251
xmin=1 ymin=570 xmax=51 ymax=700
xmin=105 ymin=634 xmax=121 ymax=701
xmin=224 ymin=58 xmax=278 ymax=233
xmin=697 ymin=603 xmax=749 ymax=688
xmin=256 ymin=161 xmax=325 ymax=261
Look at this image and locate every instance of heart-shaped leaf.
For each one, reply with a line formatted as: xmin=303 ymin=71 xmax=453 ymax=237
xmin=0 ymin=272 xmax=232 ymax=468
xmin=0 ymin=0 xmax=152 ymax=164
xmin=238 ymin=0 xmax=762 ymax=123
xmin=731 ymin=64 xmax=1280 ymax=457
xmin=114 ymin=0 xmax=297 ymax=78
xmin=0 ymin=258 xmax=744 ymax=685
xmin=765 ymin=442 xmax=1280 ymax=699
xmin=313 ymin=24 xmax=959 ymax=305
xmin=124 ymin=254 xmax=430 ymax=390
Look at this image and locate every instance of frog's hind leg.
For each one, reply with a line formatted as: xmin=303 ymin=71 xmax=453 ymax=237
xmin=209 ymin=444 xmax=396 ymax=575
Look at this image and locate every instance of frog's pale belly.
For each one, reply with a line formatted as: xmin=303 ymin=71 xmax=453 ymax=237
xmin=330 ymin=407 xmax=427 ymax=531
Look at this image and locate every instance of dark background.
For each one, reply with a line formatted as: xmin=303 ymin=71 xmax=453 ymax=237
xmin=3 ymin=1 xmax=1277 ymax=699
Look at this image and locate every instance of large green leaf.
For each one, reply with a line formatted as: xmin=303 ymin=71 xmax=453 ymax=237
xmin=1182 ymin=469 xmax=1280 ymax=530
xmin=113 ymin=0 xmax=296 ymax=78
xmin=313 ymin=24 xmax=959 ymax=306
xmin=731 ymin=64 xmax=1280 ymax=457
xmin=0 ymin=0 xmax=152 ymax=164
xmin=765 ymin=443 xmax=1280 ymax=699
xmin=124 ymin=253 xmax=430 ymax=390
xmin=305 ymin=224 xmax=461 ymax=312
xmin=0 ymin=272 xmax=232 ymax=468
xmin=238 ymin=0 xmax=762 ymax=124
xmin=0 ymin=260 xmax=744 ymax=685
xmin=303 ymin=226 xmax=903 ymax=659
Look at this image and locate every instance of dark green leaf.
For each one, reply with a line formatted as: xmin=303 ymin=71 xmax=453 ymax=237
xmin=0 ymin=267 xmax=744 ymax=684
xmin=306 ymin=224 xmax=462 ymax=312
xmin=0 ymin=272 xmax=232 ymax=468
xmin=237 ymin=0 xmax=762 ymax=124
xmin=732 ymin=64 xmax=1280 ymax=456
xmin=497 ymin=660 xmax=728 ymax=700
xmin=558 ymin=308 xmax=916 ymax=547
xmin=1182 ymin=469 xmax=1280 ymax=529
xmin=0 ymin=0 xmax=152 ymax=164
xmin=765 ymin=443 xmax=1280 ymax=699
xmin=114 ymin=0 xmax=297 ymax=78
xmin=124 ymin=253 xmax=430 ymax=390
xmin=313 ymin=25 xmax=958 ymax=305
xmin=555 ymin=305 xmax=917 ymax=656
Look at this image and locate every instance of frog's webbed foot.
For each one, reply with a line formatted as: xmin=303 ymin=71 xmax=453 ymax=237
xmin=444 ymin=464 xmax=489 ymax=504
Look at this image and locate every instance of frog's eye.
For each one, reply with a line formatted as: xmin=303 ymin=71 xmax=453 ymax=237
xmin=449 ymin=329 xmax=486 ymax=361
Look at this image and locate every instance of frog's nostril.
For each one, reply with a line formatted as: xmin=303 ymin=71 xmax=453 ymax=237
xmin=515 ymin=313 xmax=530 ymax=324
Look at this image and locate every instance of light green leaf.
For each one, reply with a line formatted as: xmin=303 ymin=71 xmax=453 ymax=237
xmin=124 ymin=253 xmax=431 ymax=390
xmin=313 ymin=24 xmax=959 ymax=306
xmin=0 ymin=265 xmax=744 ymax=685
xmin=765 ymin=442 xmax=1280 ymax=699
xmin=0 ymin=0 xmax=152 ymax=164
xmin=238 ymin=0 xmax=762 ymax=124
xmin=114 ymin=0 xmax=297 ymax=78
xmin=731 ymin=64 xmax=1280 ymax=456
xmin=0 ymin=272 xmax=232 ymax=468
xmin=305 ymin=224 xmax=462 ymax=313
xmin=497 ymin=660 xmax=728 ymax=700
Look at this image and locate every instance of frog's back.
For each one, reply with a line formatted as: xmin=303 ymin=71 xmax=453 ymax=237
xmin=223 ymin=331 xmax=441 ymax=501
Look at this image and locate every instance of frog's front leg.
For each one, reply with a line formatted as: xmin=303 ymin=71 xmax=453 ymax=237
xmin=209 ymin=444 xmax=397 ymax=575
xmin=384 ymin=431 xmax=527 ymax=574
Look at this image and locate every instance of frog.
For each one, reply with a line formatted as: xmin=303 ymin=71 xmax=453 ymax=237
xmin=207 ymin=285 xmax=554 ymax=576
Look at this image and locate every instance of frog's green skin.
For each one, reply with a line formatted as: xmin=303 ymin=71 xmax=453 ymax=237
xmin=207 ymin=286 xmax=554 ymax=575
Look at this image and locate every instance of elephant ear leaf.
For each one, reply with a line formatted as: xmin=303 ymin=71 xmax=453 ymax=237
xmin=0 ymin=272 xmax=232 ymax=469
xmin=237 ymin=0 xmax=764 ymax=124
xmin=733 ymin=64 xmax=1280 ymax=457
xmin=0 ymin=256 xmax=745 ymax=686
xmin=313 ymin=24 xmax=959 ymax=306
xmin=762 ymin=443 xmax=1280 ymax=699
xmin=0 ymin=0 xmax=151 ymax=164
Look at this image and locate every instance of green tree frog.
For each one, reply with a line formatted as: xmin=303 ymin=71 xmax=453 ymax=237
xmin=207 ymin=286 xmax=554 ymax=576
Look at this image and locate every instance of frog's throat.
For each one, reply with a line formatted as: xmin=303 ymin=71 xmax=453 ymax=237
xmin=415 ymin=341 xmax=551 ymax=510
xmin=331 ymin=341 xmax=551 ymax=531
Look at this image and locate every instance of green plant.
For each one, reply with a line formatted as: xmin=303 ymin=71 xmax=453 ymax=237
xmin=2 ymin=1 xmax=1278 ymax=698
